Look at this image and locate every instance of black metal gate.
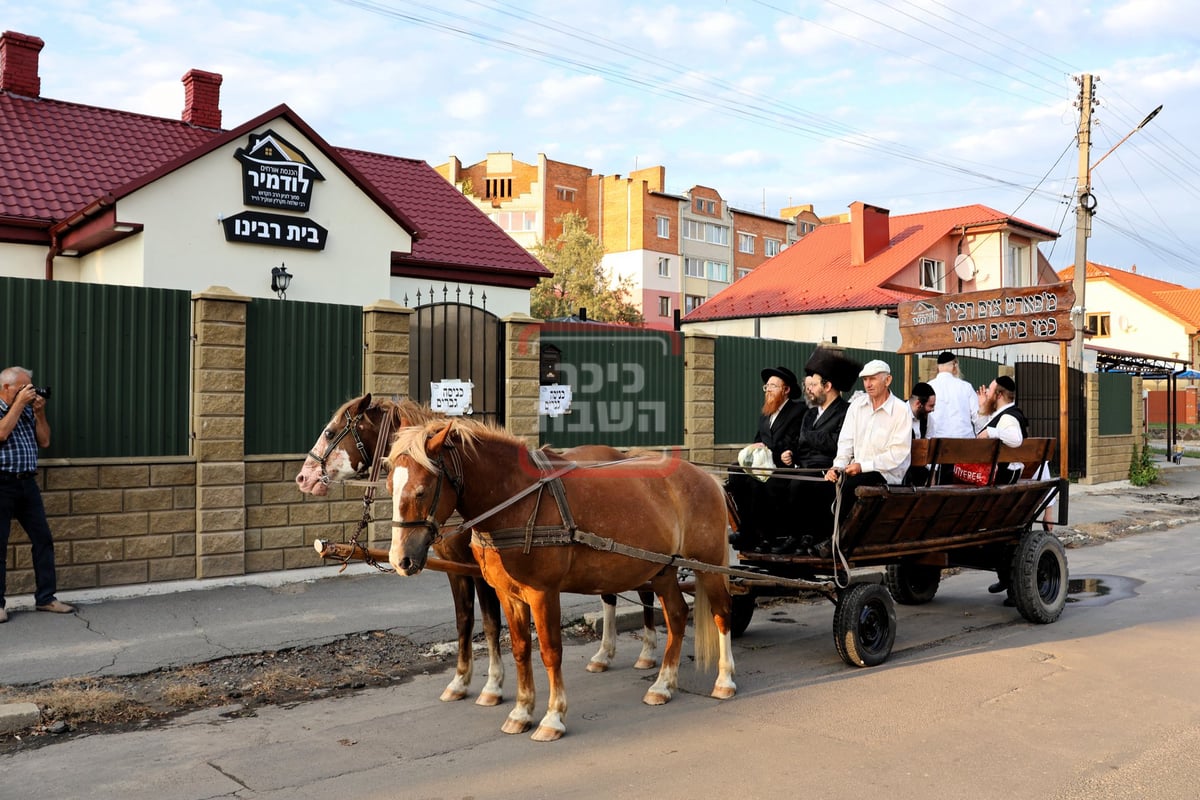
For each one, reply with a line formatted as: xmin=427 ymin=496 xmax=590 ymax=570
xmin=1015 ymin=359 xmax=1086 ymax=479
xmin=409 ymin=286 xmax=504 ymax=424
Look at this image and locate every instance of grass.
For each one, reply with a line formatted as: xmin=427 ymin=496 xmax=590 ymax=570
xmin=0 ymin=680 xmax=148 ymax=726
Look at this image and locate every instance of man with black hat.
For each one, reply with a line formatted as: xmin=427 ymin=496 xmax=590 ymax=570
xmin=726 ymin=365 xmax=805 ymax=551
xmin=927 ymin=351 xmax=979 ymax=439
xmin=977 ymin=374 xmax=1027 ymax=485
xmin=770 ymin=347 xmax=860 ymax=554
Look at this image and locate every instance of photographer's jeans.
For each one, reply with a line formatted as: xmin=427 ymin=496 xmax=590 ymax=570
xmin=0 ymin=472 xmax=59 ymax=608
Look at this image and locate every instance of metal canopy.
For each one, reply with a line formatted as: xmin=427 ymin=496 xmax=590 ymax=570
xmin=1089 ymin=345 xmax=1189 ymax=461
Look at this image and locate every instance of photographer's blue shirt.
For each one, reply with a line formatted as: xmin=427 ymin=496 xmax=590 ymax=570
xmin=0 ymin=400 xmax=39 ymax=472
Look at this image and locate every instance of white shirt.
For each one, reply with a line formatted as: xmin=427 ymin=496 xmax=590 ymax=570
xmin=833 ymin=392 xmax=913 ymax=485
xmin=926 ymin=371 xmax=980 ymax=438
xmin=980 ymin=401 xmax=1024 ymax=475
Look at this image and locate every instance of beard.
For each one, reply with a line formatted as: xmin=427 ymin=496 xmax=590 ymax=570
xmin=980 ymin=393 xmax=998 ymax=417
xmin=762 ymin=392 xmax=787 ymax=417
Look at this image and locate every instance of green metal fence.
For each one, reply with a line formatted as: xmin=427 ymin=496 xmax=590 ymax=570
xmin=714 ymin=337 xmax=819 ymax=444
xmin=245 ymin=298 xmax=363 ymax=455
xmin=0 ymin=277 xmax=190 ymax=458
xmin=538 ymin=324 xmax=683 ymax=448
xmin=1097 ymin=372 xmax=1134 ymax=435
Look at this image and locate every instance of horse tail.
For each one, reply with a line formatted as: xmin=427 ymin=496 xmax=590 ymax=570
xmin=692 ymin=586 xmax=718 ymax=672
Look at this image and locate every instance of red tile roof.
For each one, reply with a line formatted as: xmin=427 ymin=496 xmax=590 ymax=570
xmin=686 ymin=204 xmax=1048 ymax=321
xmin=0 ymin=90 xmax=549 ymax=282
xmin=1059 ymin=261 xmax=1200 ymax=329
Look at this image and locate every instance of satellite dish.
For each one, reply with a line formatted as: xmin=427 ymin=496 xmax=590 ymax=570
xmin=954 ymin=254 xmax=977 ymax=281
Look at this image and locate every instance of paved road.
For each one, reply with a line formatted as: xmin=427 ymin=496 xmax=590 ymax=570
xmin=4 ymin=519 xmax=1199 ymax=800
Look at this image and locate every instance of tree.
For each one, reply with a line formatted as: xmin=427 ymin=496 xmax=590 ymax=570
xmin=530 ymin=212 xmax=644 ymax=324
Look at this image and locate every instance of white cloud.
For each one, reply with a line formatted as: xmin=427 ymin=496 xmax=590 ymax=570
xmin=443 ymin=89 xmax=493 ymax=121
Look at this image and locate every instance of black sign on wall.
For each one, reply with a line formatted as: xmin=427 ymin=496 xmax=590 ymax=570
xmin=234 ymin=129 xmax=325 ymax=212
xmin=222 ymin=211 xmax=328 ymax=250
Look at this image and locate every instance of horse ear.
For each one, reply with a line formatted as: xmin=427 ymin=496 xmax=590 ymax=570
xmin=426 ymin=421 xmax=453 ymax=454
xmin=353 ymin=393 xmax=372 ymax=413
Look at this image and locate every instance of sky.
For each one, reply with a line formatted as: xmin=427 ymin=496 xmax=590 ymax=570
xmin=6 ymin=0 xmax=1200 ymax=287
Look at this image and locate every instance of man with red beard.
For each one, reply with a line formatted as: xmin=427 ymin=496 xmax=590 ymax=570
xmin=976 ymin=374 xmax=1027 ymax=485
xmin=727 ymin=366 xmax=806 ymax=552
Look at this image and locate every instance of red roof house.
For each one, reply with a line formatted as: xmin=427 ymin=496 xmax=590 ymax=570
xmin=682 ymin=201 xmax=1060 ymax=350
xmin=0 ymin=30 xmax=549 ymax=307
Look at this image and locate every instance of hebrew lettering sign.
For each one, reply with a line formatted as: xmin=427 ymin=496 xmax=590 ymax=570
xmin=897 ymin=282 xmax=1076 ymax=354
xmin=430 ymin=379 xmax=474 ymax=416
xmin=234 ymin=129 xmax=325 ymax=212
xmin=222 ymin=211 xmax=328 ymax=251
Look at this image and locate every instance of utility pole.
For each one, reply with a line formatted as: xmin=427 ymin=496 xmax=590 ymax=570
xmin=1071 ymin=73 xmax=1096 ymax=368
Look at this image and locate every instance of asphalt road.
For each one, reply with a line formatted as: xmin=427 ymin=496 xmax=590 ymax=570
xmin=3 ymin=518 xmax=1199 ymax=800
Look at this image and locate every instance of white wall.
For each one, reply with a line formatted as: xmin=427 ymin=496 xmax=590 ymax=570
xmin=1085 ymin=280 xmax=1189 ymax=360
xmin=0 ymin=243 xmax=47 ymax=279
xmin=388 ymin=278 xmax=530 ymax=318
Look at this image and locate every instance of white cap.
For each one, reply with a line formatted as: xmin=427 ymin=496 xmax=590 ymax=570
xmin=858 ymin=359 xmax=891 ymax=377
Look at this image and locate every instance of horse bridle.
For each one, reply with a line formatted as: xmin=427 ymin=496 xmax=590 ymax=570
xmin=391 ymin=446 xmax=464 ymax=546
xmin=308 ymin=407 xmax=374 ymax=485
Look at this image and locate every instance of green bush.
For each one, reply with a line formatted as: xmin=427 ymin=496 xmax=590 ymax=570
xmin=1129 ymin=443 xmax=1160 ymax=487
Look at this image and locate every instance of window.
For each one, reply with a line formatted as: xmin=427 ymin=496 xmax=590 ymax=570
xmin=684 ymin=257 xmax=705 ymax=278
xmin=764 ymin=238 xmax=781 ymax=257
xmin=656 ymin=216 xmax=670 ymax=238
xmin=737 ymin=232 xmax=755 ymax=254
xmin=1005 ymin=243 xmax=1029 ymax=287
xmin=485 ymin=178 xmax=513 ymax=199
xmin=657 ymin=257 xmax=670 ymax=277
xmin=489 ymin=210 xmax=537 ymax=231
xmin=683 ymin=219 xmax=705 ymax=241
xmin=1087 ymin=312 xmax=1111 ymax=338
xmin=555 ymin=186 xmax=576 ymax=202
xmin=706 ymin=224 xmax=729 ymax=246
xmin=798 ymin=221 xmax=815 ymax=235
xmin=920 ymin=257 xmax=944 ymax=291
xmin=706 ymin=260 xmax=730 ymax=282
xmin=658 ymin=296 xmax=671 ymax=317
xmin=694 ymin=197 xmax=704 ymax=212
xmin=737 ymin=268 xmax=752 ymax=280
xmin=685 ymin=295 xmax=705 ymax=313
xmin=706 ymin=200 xmax=716 ymax=214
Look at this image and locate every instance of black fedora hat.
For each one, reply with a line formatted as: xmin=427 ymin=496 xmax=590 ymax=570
xmin=760 ymin=365 xmax=800 ymax=394
xmin=804 ymin=348 xmax=863 ymax=394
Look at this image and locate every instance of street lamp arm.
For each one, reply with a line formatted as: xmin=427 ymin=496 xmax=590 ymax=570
xmin=1088 ymin=104 xmax=1163 ymax=179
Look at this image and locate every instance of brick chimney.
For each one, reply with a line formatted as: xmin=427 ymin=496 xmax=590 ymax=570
xmin=182 ymin=68 xmax=223 ymax=129
xmin=849 ymin=201 xmax=891 ymax=266
xmin=0 ymin=31 xmax=45 ymax=97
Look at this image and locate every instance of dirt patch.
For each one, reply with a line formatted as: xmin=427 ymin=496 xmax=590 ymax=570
xmin=0 ymin=622 xmax=602 ymax=755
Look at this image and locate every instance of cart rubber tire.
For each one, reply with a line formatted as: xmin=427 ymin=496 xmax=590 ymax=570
xmin=730 ymin=593 xmax=755 ymax=639
xmin=832 ymin=583 xmax=897 ymax=667
xmin=1009 ymin=529 xmax=1067 ymax=624
xmin=883 ymin=563 xmax=942 ymax=605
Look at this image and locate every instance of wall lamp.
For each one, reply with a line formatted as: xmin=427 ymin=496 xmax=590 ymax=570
xmin=270 ymin=263 xmax=292 ymax=300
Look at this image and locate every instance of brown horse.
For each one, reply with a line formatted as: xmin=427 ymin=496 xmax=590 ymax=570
xmin=296 ymin=395 xmax=659 ymax=704
xmin=387 ymin=418 xmax=736 ymax=742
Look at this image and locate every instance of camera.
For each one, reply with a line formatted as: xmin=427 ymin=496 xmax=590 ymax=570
xmin=34 ymin=386 xmax=51 ymax=399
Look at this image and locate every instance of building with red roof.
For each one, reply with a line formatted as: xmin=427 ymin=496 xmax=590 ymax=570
xmin=681 ymin=201 xmax=1062 ymax=351
xmin=1059 ymin=261 xmax=1200 ymax=370
xmin=0 ymin=31 xmax=549 ymax=311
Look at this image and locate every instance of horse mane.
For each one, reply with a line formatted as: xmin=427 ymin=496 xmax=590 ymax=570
xmin=329 ymin=395 xmax=442 ymax=430
xmin=386 ymin=416 xmax=520 ymax=470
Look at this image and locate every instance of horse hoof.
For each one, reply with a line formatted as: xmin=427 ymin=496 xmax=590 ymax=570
xmin=439 ymin=688 xmax=468 ymax=702
xmin=585 ymin=660 xmax=609 ymax=673
xmin=475 ymin=692 xmax=502 ymax=707
xmin=633 ymin=657 xmax=657 ymax=670
xmin=642 ymin=689 xmax=671 ymax=706
xmin=711 ymin=683 xmax=737 ymax=700
xmin=532 ymin=725 xmax=565 ymax=742
xmin=501 ymin=718 xmax=532 ymax=735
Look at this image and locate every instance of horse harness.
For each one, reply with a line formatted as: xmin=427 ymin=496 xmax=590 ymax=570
xmin=313 ymin=404 xmax=395 ymax=573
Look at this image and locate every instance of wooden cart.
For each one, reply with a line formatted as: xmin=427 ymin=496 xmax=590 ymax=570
xmin=726 ymin=435 xmax=1067 ymax=667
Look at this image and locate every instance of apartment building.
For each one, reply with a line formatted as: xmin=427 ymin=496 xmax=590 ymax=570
xmin=434 ymin=153 xmax=808 ymax=330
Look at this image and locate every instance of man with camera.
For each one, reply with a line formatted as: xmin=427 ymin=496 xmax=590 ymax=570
xmin=0 ymin=366 xmax=74 ymax=621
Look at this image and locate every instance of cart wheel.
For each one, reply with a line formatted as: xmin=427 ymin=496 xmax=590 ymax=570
xmin=883 ymin=563 xmax=942 ymax=605
xmin=1009 ymin=529 xmax=1067 ymax=624
xmin=832 ymin=583 xmax=896 ymax=667
xmin=730 ymin=593 xmax=756 ymax=639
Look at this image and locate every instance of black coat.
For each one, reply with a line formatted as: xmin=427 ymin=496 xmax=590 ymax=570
xmin=754 ymin=398 xmax=806 ymax=466
xmin=785 ymin=395 xmax=850 ymax=469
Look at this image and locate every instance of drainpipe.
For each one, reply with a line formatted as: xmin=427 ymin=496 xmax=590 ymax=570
xmin=45 ymin=228 xmax=60 ymax=280
xmin=44 ymin=193 xmax=116 ymax=280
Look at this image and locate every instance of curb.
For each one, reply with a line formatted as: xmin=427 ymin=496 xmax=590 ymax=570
xmin=0 ymin=702 xmax=40 ymax=735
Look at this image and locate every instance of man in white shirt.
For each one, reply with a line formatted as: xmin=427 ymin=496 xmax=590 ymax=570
xmin=977 ymin=374 xmax=1027 ymax=484
xmin=820 ymin=360 xmax=912 ymax=547
xmin=927 ymin=351 xmax=979 ymax=438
